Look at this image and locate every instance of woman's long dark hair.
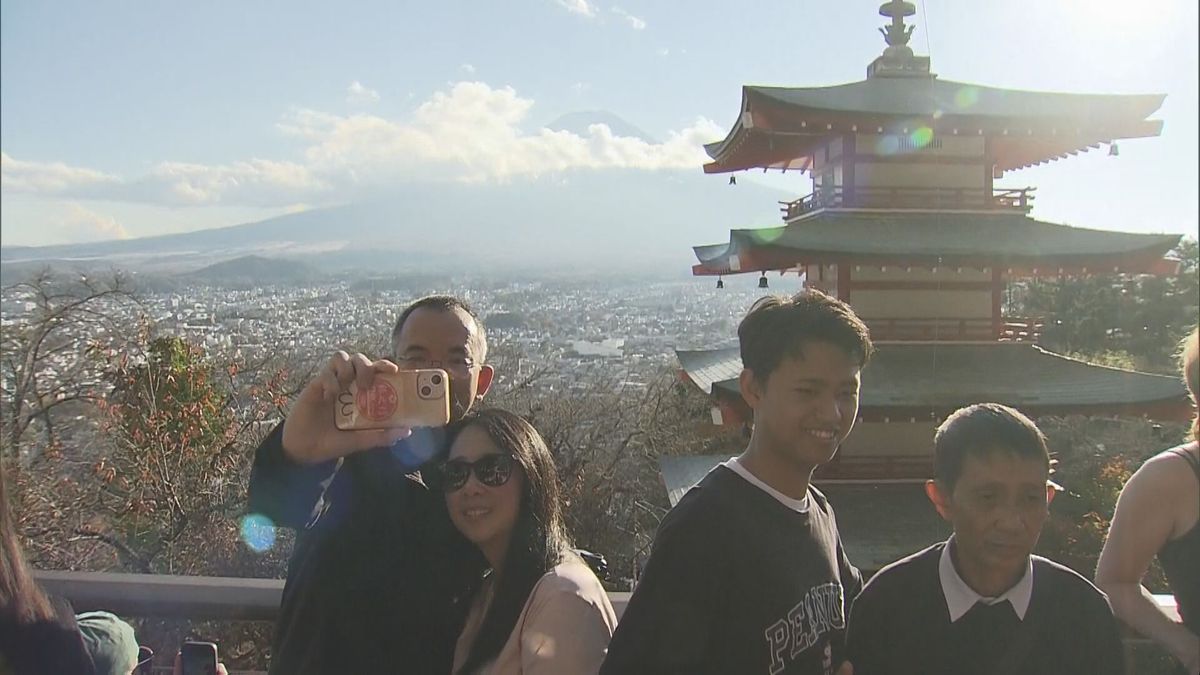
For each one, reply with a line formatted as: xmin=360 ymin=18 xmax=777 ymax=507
xmin=448 ymin=408 xmax=573 ymax=675
xmin=0 ymin=460 xmax=56 ymax=623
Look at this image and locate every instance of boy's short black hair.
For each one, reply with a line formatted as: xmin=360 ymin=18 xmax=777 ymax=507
xmin=934 ymin=403 xmax=1050 ymax=489
xmin=391 ymin=295 xmax=488 ymax=360
xmin=737 ymin=288 xmax=873 ymax=382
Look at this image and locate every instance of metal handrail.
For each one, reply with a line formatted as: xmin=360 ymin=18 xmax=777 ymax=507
xmin=32 ymin=570 xmax=632 ymax=621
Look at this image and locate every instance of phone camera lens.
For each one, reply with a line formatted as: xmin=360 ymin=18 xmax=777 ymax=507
xmin=431 ymin=374 xmax=443 ymax=385
xmin=420 ymin=385 xmax=432 ymax=397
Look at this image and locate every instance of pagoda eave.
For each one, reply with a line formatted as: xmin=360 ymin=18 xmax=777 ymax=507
xmin=679 ymin=344 xmax=1192 ymax=426
xmin=691 ymin=214 xmax=1182 ymax=277
xmin=692 ymin=249 xmax=1180 ymax=278
xmin=703 ymin=117 xmax=1164 ymax=175
xmin=702 ymin=80 xmax=1166 ymax=174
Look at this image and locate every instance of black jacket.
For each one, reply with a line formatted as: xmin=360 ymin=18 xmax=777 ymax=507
xmin=248 ymin=423 xmax=482 ymax=675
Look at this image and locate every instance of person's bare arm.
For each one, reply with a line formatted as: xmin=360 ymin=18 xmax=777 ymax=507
xmin=1096 ymin=453 xmax=1200 ymax=673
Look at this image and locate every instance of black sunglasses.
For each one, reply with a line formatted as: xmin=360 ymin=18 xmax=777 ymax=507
xmin=437 ymin=454 xmax=516 ymax=492
xmin=136 ymin=646 xmax=154 ymax=675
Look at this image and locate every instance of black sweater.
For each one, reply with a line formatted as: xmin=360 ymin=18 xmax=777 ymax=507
xmin=247 ymin=423 xmax=481 ymax=675
xmin=845 ymin=543 xmax=1125 ymax=675
xmin=601 ymin=465 xmax=862 ymax=675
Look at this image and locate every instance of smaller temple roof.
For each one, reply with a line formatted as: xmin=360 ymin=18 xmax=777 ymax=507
xmin=677 ymin=342 xmax=1189 ymax=415
xmin=691 ymin=212 xmax=1182 ymax=276
xmin=658 ymin=454 xmax=949 ymax=571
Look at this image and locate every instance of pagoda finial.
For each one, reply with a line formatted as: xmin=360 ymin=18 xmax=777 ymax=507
xmin=867 ymin=0 xmax=932 ymax=78
xmin=878 ymin=0 xmax=916 ymax=54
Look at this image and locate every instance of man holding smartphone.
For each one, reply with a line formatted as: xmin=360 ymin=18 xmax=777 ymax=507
xmin=248 ymin=296 xmax=495 ymax=674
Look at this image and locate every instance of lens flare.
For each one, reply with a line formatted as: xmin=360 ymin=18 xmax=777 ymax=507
xmin=910 ymin=127 xmax=934 ymax=149
xmin=954 ymin=87 xmax=979 ymax=110
xmin=241 ymin=513 xmax=276 ymax=553
xmin=876 ymin=135 xmax=901 ymax=156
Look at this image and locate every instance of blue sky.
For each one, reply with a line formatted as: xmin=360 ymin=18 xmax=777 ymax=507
xmin=2 ymin=0 xmax=1196 ymax=246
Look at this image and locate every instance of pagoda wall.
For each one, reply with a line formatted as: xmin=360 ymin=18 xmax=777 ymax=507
xmin=810 ymin=133 xmax=991 ymax=202
xmin=841 ymin=421 xmax=936 ymax=457
xmin=852 ymin=162 xmax=985 ymax=190
xmin=851 ymin=289 xmax=991 ymax=319
xmin=812 ymin=266 xmax=996 ymax=335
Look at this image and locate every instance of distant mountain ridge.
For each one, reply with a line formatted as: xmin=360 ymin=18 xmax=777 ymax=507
xmin=183 ymin=255 xmax=324 ymax=284
xmin=0 ymin=169 xmax=794 ymax=276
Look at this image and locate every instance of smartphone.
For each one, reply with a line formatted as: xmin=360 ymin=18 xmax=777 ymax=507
xmin=180 ymin=641 xmax=218 ymax=675
xmin=334 ymin=369 xmax=451 ymax=430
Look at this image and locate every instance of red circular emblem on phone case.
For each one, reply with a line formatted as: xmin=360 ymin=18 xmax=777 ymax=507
xmin=356 ymin=380 xmax=399 ymax=421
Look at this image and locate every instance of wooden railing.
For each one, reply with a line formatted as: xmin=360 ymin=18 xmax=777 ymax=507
xmin=815 ymin=455 xmax=931 ymax=480
xmin=864 ymin=317 xmax=1043 ymax=342
xmin=780 ymin=186 xmax=1036 ymax=220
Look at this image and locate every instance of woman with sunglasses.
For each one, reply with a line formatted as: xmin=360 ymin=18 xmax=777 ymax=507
xmin=436 ymin=408 xmax=618 ymax=675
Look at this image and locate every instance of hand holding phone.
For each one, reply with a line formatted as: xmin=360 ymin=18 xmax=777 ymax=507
xmin=334 ymin=369 xmax=451 ymax=430
xmin=281 ymin=351 xmax=414 ymax=464
xmin=179 ymin=641 xmax=219 ymax=675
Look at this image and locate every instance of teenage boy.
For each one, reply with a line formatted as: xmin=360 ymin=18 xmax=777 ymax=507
xmin=248 ymin=296 xmax=495 ymax=675
xmin=602 ymin=289 xmax=872 ymax=675
xmin=844 ymin=403 xmax=1124 ymax=675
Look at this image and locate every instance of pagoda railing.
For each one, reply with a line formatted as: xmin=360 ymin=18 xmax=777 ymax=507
xmin=865 ymin=317 xmax=1043 ymax=342
xmin=815 ymin=455 xmax=931 ymax=480
xmin=781 ymin=186 xmax=1036 ymax=220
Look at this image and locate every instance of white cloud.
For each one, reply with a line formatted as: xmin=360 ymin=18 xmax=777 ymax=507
xmin=346 ymin=81 xmax=380 ymax=105
xmin=58 ymin=203 xmax=130 ymax=242
xmin=554 ymin=0 xmax=597 ymax=18
xmin=611 ymin=7 xmax=646 ymax=30
xmin=133 ymin=158 xmax=325 ymax=206
xmin=657 ymin=47 xmax=670 ymax=57
xmin=284 ymin=81 xmax=721 ymax=183
xmin=460 ymin=63 xmax=476 ymax=75
xmin=2 ymin=81 xmax=723 ymax=207
xmin=1 ymin=151 xmax=118 ymax=193
xmin=1 ymin=152 xmax=324 ymax=207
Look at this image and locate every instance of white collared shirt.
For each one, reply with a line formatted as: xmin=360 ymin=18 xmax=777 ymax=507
xmin=722 ymin=457 xmax=811 ymax=513
xmin=938 ymin=537 xmax=1033 ymax=622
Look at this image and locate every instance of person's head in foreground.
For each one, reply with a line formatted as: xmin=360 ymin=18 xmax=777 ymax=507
xmin=437 ymin=408 xmax=574 ymax=673
xmin=737 ymin=288 xmax=873 ymax=472
xmin=76 ymin=611 xmax=139 ymax=675
xmin=391 ymin=295 xmax=495 ymax=422
xmin=927 ymin=402 xmax=1055 ymax=595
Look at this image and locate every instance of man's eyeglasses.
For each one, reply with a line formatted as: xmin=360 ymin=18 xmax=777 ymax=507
xmin=395 ymin=356 xmax=476 ymax=377
xmin=136 ymin=646 xmax=154 ymax=675
xmin=435 ymin=454 xmax=516 ymax=492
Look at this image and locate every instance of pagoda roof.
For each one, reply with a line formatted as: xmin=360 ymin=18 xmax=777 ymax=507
xmin=704 ymin=79 xmax=1165 ymax=173
xmin=676 ymin=342 xmax=1189 ymax=414
xmin=659 ymin=455 xmax=949 ymax=571
xmin=691 ymin=211 xmax=1181 ymax=276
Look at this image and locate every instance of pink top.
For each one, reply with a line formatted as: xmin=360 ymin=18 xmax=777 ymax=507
xmin=452 ymin=557 xmax=618 ymax=674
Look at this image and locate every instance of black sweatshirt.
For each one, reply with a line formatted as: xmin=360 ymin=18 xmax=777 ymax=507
xmin=845 ymin=543 xmax=1125 ymax=675
xmin=247 ymin=423 xmax=482 ymax=675
xmin=601 ymin=465 xmax=862 ymax=675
